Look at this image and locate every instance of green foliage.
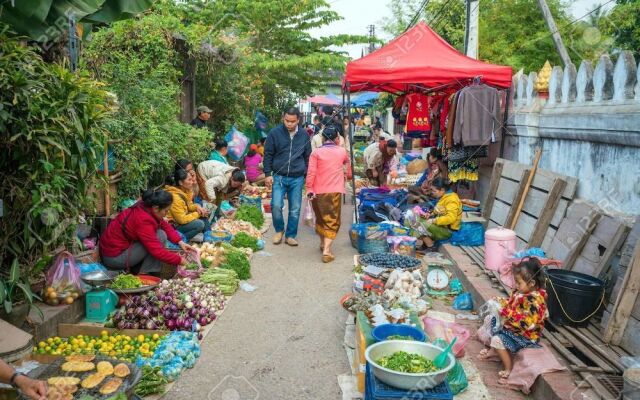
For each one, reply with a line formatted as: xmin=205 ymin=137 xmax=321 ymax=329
xmin=604 ymin=0 xmax=640 ymax=60
xmin=381 ymin=0 xmax=587 ymax=72
xmin=0 ymin=23 xmax=113 ymax=276
xmin=0 ymin=252 xmax=43 ymax=318
xmin=231 ymin=232 xmax=260 ymax=252
xmin=235 ymin=205 xmax=265 ymax=230
xmin=82 ymin=14 xmax=211 ymax=199
xmin=220 ymin=244 xmax=251 ymax=280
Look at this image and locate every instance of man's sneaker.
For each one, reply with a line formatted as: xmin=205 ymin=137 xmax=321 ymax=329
xmin=191 ymin=233 xmax=204 ymax=243
xmin=285 ymin=237 xmax=298 ymax=246
xmin=273 ymin=231 xmax=284 ymax=245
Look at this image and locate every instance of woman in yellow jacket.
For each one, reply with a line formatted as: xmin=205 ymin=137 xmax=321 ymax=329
xmin=165 ymin=169 xmax=211 ymax=242
xmin=422 ymin=178 xmax=462 ymax=249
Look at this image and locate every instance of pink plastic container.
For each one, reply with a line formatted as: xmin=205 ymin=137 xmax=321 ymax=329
xmin=484 ymin=227 xmax=516 ymax=271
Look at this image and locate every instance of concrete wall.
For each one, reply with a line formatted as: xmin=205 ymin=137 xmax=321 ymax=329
xmin=504 ymin=51 xmax=640 ymax=215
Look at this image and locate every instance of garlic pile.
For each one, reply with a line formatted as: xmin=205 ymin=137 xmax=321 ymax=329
xmin=384 ymin=270 xmax=423 ymax=301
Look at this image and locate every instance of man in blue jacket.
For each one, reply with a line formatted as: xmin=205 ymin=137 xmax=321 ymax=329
xmin=264 ymin=107 xmax=312 ymax=246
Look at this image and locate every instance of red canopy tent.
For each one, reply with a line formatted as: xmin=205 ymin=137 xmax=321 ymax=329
xmin=343 ymin=22 xmax=513 ymax=93
xmin=342 ymin=22 xmax=513 ymax=221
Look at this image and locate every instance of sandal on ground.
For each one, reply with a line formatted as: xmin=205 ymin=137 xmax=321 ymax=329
xmin=322 ymin=254 xmax=336 ymax=263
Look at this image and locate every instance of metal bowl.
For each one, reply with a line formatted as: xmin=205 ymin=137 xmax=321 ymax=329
xmin=365 ymin=340 xmax=455 ymax=390
xmin=81 ymin=270 xmax=119 ymax=287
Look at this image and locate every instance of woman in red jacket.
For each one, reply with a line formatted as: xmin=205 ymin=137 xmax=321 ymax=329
xmin=100 ymin=189 xmax=195 ymax=275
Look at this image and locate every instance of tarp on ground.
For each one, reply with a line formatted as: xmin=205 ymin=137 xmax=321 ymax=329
xmin=343 ymin=22 xmax=513 ymax=93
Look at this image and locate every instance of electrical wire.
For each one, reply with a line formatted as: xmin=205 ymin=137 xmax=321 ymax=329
xmin=428 ymin=0 xmax=461 ymax=33
xmin=404 ymin=0 xmax=431 ymax=32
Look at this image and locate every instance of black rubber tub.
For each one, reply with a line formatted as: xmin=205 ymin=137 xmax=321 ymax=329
xmin=546 ymin=269 xmax=605 ymax=327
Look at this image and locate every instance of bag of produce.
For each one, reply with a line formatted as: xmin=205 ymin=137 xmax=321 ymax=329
xmin=387 ymin=236 xmax=417 ymax=257
xmin=45 ymin=251 xmax=84 ymax=305
xmin=177 ymin=248 xmax=203 ymax=278
xmin=240 ymin=194 xmax=262 ymax=210
xmin=303 ymin=198 xmax=315 ymax=227
xmin=422 ymin=317 xmax=470 ymax=357
xmin=224 ymin=126 xmax=249 ymax=161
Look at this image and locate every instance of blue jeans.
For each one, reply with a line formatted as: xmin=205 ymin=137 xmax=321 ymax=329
xmin=176 ymin=218 xmax=211 ymax=240
xmin=271 ymin=175 xmax=304 ymax=238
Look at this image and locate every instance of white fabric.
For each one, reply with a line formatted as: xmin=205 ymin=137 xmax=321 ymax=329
xmin=196 ymin=160 xmax=236 ymax=201
xmin=490 ymin=335 xmax=506 ymax=350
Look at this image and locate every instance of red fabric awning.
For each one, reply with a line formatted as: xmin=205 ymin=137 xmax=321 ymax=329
xmin=343 ymin=22 xmax=513 ymax=93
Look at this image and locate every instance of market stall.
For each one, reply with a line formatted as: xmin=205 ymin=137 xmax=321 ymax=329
xmin=342 ymin=21 xmax=512 ymax=221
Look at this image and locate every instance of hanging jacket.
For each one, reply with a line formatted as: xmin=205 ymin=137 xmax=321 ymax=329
xmin=99 ymin=203 xmax=182 ymax=265
xmin=165 ymin=185 xmax=199 ymax=225
xmin=433 ymin=191 xmax=462 ymax=230
xmin=263 ymin=123 xmax=312 ymax=178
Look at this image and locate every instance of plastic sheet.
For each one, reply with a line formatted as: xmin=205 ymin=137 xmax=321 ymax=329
xmin=224 ymin=126 xmax=249 ymax=161
xmin=432 ymin=338 xmax=469 ymax=394
xmin=450 ymin=222 xmax=485 ymax=246
xmin=452 ymin=292 xmax=474 ymax=311
xmin=423 ymin=317 xmax=470 ymax=357
xmin=136 ymin=331 xmax=201 ymax=382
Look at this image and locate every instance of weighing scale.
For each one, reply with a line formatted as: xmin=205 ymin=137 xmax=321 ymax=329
xmin=81 ymin=270 xmax=119 ymax=323
xmin=425 ymin=265 xmax=463 ymax=296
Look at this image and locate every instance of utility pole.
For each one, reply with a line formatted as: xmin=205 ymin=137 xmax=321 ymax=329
xmin=367 ymin=24 xmax=375 ymax=54
xmin=536 ymin=0 xmax=572 ymax=67
xmin=465 ymin=0 xmax=479 ymax=59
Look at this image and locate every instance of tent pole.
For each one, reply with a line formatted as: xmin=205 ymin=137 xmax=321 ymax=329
xmin=500 ymin=87 xmax=511 ymax=158
xmin=346 ymin=84 xmax=358 ymax=223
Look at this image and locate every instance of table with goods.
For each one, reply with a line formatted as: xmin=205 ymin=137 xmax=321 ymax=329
xmin=9 ymin=197 xmax=271 ymax=399
xmin=344 ymin=221 xmax=474 ymax=398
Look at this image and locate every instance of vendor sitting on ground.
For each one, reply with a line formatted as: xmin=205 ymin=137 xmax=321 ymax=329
xmin=165 ymin=169 xmax=211 ymax=242
xmin=99 ymin=189 xmax=194 ymax=275
xmin=243 ymin=144 xmax=265 ymax=184
xmin=209 ymin=138 xmax=229 ymax=164
xmin=196 ymin=160 xmax=247 ymax=207
xmin=408 ymin=148 xmax=449 ymax=204
xmin=420 ymin=178 xmax=462 ymax=249
xmin=363 ymin=138 xmax=397 ymax=186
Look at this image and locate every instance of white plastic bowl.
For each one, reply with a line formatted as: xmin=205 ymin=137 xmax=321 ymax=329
xmin=365 ymin=340 xmax=455 ymax=390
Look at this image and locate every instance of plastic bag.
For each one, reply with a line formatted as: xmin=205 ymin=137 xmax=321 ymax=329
xmin=422 ymin=317 xmax=470 ymax=357
xmin=449 ymin=222 xmax=485 ymax=246
xmin=177 ymin=248 xmax=203 ymax=278
xmin=453 ymin=292 xmax=474 ymax=311
xmin=303 ymin=198 xmax=315 ymax=227
xmin=240 ymin=194 xmax=262 ymax=210
xmin=254 ymin=111 xmax=268 ymax=133
xmin=46 ymin=251 xmax=84 ymax=295
xmin=432 ymin=338 xmax=469 ymax=394
xmin=387 ymin=236 xmax=417 ymax=257
xmin=220 ymin=201 xmax=236 ymax=218
xmin=224 ymin=126 xmax=249 ymax=161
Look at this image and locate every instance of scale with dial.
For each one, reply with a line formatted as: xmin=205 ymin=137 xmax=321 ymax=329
xmin=425 ymin=264 xmax=461 ymax=296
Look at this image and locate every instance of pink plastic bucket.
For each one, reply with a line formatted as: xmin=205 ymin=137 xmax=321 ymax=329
xmin=484 ymin=227 xmax=516 ymax=271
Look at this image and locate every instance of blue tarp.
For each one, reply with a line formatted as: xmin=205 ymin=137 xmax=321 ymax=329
xmin=351 ymin=91 xmax=380 ymax=107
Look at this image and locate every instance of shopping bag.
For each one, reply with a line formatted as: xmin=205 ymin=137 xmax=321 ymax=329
xmin=177 ymin=248 xmax=203 ymax=278
xmin=423 ymin=317 xmax=470 ymax=357
xmin=432 ymin=338 xmax=469 ymax=394
xmin=224 ymin=126 xmax=249 ymax=161
xmin=46 ymin=251 xmax=84 ymax=298
xmin=303 ymin=198 xmax=315 ymax=227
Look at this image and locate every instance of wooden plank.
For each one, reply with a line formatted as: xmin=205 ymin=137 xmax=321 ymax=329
xmin=495 ymin=177 xmax=520 ymax=203
xmin=552 ymin=323 xmax=621 ymax=373
xmin=509 ymin=149 xmax=543 ymax=230
xmin=594 ymin=223 xmax=629 ymax=278
xmin=490 ymin=200 xmax=510 ymax=226
xmin=603 ymin=239 xmax=640 ymax=345
xmin=498 ymin=158 xmax=578 ymax=199
xmin=529 ymin=178 xmax=567 ymax=247
xmin=513 ymin=212 xmax=537 ymax=242
xmin=505 ymin=168 xmax=533 ymax=228
xmin=544 ymin=332 xmax=617 ymax=400
xmin=573 ymin=326 xmax=629 ymax=369
xmin=620 ymin=221 xmax=640 ymax=268
xmin=482 ymin=160 xmax=504 ymax=222
xmin=541 ymin=227 xmax=556 ymax=253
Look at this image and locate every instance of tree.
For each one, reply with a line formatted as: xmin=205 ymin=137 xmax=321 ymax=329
xmin=381 ymin=0 xmax=466 ymax=51
xmin=603 ymin=0 xmax=640 ymax=60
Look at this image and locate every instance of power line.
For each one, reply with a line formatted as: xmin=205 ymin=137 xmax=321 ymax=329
xmin=404 ymin=0 xmax=430 ymax=32
xmin=429 ymin=0 xmax=460 ymax=33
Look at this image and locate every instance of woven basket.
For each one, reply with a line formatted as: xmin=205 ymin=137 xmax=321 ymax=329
xmin=357 ymin=237 xmax=389 ymax=254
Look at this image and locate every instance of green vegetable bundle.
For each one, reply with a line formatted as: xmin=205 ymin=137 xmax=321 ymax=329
xmin=231 ymin=232 xmax=260 ymax=251
xmin=200 ymin=268 xmax=239 ymax=296
xmin=134 ymin=366 xmax=168 ymax=397
xmin=235 ymin=205 xmax=264 ymax=229
xmin=111 ymin=274 xmax=142 ymax=289
xmin=219 ymin=243 xmax=251 ymax=280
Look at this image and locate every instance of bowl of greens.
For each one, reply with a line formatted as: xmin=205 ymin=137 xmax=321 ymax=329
xmin=372 ymin=324 xmax=426 ymax=343
xmin=365 ymin=341 xmax=454 ymax=390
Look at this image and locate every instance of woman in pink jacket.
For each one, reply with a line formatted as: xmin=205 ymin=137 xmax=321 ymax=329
xmin=306 ymin=125 xmax=352 ymax=263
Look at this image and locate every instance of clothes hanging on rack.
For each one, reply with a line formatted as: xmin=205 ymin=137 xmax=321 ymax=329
xmin=405 ymin=93 xmax=431 ymax=133
xmin=453 ymin=84 xmax=502 ymax=147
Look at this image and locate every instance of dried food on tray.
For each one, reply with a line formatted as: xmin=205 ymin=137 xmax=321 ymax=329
xmin=65 ymin=355 xmax=95 ymax=362
xmin=60 ymin=361 xmax=95 ymax=372
xmin=99 ymin=377 xmax=123 ymax=395
xmin=113 ymin=363 xmax=131 ymax=378
xmin=96 ymin=361 xmax=114 ymax=376
xmin=47 ymin=377 xmax=80 ymax=386
xmin=81 ymin=372 xmax=107 ymax=389
xmin=46 ymin=388 xmax=73 ymax=400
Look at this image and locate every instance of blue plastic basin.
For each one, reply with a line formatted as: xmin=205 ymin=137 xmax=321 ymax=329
xmin=371 ymin=324 xmax=426 ymax=343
